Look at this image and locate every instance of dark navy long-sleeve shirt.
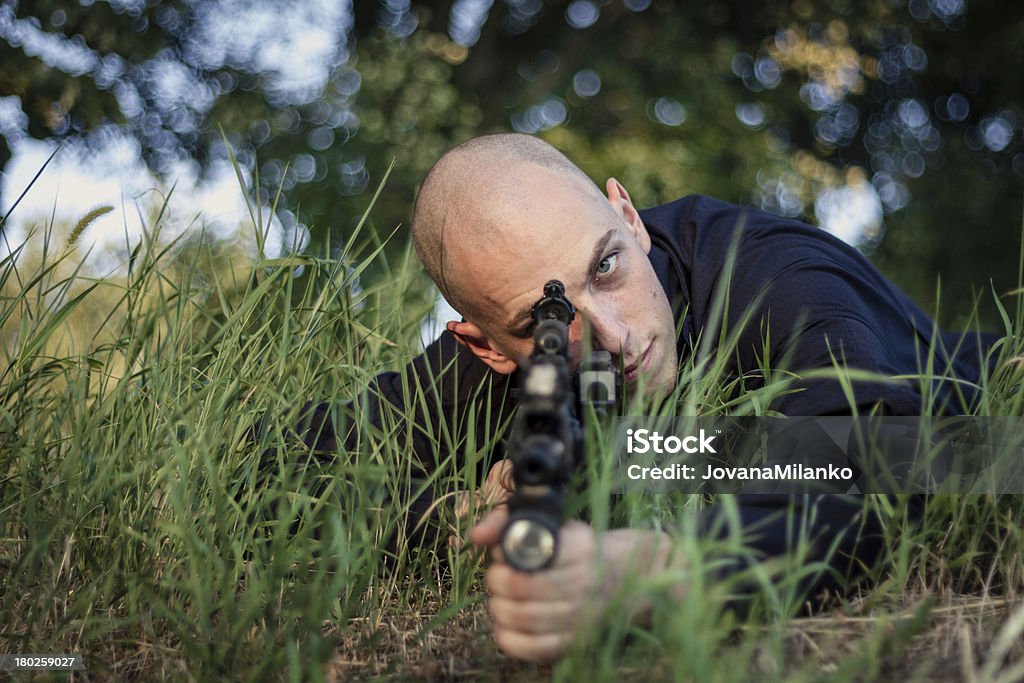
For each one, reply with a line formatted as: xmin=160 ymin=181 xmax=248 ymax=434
xmin=642 ymin=195 xmax=994 ymax=415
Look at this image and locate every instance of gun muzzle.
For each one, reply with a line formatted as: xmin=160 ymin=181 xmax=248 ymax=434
xmin=500 ymin=511 xmax=559 ymax=572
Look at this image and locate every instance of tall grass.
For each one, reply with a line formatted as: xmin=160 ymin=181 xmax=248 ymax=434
xmin=1 ymin=179 xmax=1023 ymax=682
xmin=0 ymin=184 xmax=450 ymax=679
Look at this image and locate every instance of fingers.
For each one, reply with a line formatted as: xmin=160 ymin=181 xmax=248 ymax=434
xmin=470 ymin=506 xmax=509 ymax=548
xmin=454 ymin=459 xmax=513 ymax=527
xmin=493 ymin=627 xmax=574 ymax=664
xmin=489 ymin=596 xmax=581 ymax=634
xmin=460 ymin=503 xmax=601 ymax=662
xmin=486 ymin=458 xmax=514 ymax=495
xmin=454 ymin=490 xmax=471 ymax=520
xmin=485 ymin=557 xmax=593 ymax=598
xmin=475 ymin=519 xmax=600 ymax=664
xmin=487 ymin=559 xmax=581 ymax=665
xmin=485 ymin=562 xmax=591 ymax=602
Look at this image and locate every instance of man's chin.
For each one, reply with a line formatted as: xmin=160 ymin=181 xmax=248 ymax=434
xmin=629 ymin=347 xmax=675 ymax=402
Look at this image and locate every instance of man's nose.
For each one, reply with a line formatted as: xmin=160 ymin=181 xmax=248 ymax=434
xmin=570 ymin=307 xmax=630 ymax=358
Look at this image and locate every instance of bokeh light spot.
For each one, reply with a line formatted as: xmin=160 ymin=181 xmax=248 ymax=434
xmin=648 ymin=97 xmax=687 ymax=127
xmin=572 ymin=69 xmax=602 ymax=98
xmin=565 ymin=1 xmax=599 ymax=29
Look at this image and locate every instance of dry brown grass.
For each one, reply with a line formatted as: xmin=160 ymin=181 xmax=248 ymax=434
xmin=321 ymin=589 xmax=1024 ymax=682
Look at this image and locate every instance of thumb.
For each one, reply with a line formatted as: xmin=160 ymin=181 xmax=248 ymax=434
xmin=470 ymin=506 xmax=509 ymax=548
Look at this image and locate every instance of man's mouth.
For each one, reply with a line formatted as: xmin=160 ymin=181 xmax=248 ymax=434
xmin=622 ymin=342 xmax=652 ymax=383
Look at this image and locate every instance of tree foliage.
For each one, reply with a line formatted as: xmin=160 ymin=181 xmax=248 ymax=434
xmin=1 ymin=0 xmax=1021 ymax=324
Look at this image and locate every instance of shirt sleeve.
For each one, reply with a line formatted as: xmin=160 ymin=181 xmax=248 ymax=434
xmin=251 ymin=330 xmax=517 ymax=548
xmin=698 ymin=221 xmax=928 ymax=605
xmin=279 ymin=330 xmax=515 ymax=475
xmin=726 ymin=255 xmax=927 ymax=417
xmin=693 ymin=492 xmax=892 ymax=609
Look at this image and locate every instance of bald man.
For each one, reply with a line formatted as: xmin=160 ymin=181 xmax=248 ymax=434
xmin=412 ymin=134 xmax=679 ymax=399
xmin=291 ymin=134 xmax=997 ymax=662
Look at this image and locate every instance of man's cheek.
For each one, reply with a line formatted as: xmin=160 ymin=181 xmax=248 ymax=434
xmin=566 ymin=320 xmax=586 ymax=350
xmin=511 ymin=345 xmax=533 ymax=367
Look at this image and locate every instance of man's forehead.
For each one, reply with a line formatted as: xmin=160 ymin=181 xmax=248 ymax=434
xmin=441 ymin=165 xmax=616 ymax=309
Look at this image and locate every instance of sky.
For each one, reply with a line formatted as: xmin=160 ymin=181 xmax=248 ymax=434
xmin=0 ymin=136 xmax=286 ymax=274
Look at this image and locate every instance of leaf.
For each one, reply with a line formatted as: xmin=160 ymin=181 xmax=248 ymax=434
xmin=14 ymin=283 xmax=100 ymax=371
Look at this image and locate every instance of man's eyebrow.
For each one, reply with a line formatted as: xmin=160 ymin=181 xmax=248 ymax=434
xmin=504 ymin=229 xmax=616 ymax=335
xmin=584 ymin=229 xmax=616 ymax=284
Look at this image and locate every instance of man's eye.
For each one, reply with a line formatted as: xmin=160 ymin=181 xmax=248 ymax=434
xmin=595 ymin=253 xmax=619 ymax=278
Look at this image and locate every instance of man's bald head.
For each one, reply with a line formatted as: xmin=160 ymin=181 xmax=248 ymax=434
xmin=412 ymin=134 xmax=603 ymax=318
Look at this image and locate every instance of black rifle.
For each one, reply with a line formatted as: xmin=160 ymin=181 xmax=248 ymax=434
xmin=499 ymin=280 xmax=618 ymax=572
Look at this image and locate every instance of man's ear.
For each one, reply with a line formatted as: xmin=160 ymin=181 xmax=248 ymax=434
xmin=606 ymin=177 xmax=651 ymax=253
xmin=445 ymin=320 xmax=519 ymax=374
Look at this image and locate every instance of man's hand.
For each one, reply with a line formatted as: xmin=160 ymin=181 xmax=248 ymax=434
xmin=455 ymin=458 xmax=514 ymax=519
xmin=449 ymin=459 xmax=514 ymax=547
xmin=470 ymin=507 xmax=679 ymax=663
